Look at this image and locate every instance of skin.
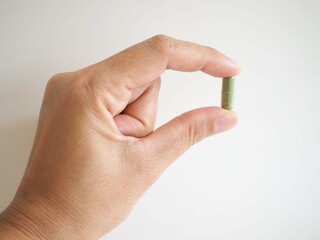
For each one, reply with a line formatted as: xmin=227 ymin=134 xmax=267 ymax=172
xmin=0 ymin=35 xmax=241 ymax=239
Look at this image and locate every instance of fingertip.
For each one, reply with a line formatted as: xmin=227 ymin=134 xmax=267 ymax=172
xmin=204 ymin=54 xmax=241 ymax=78
xmin=224 ymin=56 xmax=242 ymax=76
xmin=214 ymin=109 xmax=238 ymax=134
xmin=227 ymin=55 xmax=241 ymax=68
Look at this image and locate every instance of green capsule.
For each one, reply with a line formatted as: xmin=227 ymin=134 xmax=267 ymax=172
xmin=221 ymin=76 xmax=235 ymax=110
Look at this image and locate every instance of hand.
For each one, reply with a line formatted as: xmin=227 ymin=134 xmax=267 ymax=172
xmin=0 ymin=35 xmax=240 ymax=239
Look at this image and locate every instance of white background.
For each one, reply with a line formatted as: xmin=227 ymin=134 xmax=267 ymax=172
xmin=1 ymin=0 xmax=320 ymax=239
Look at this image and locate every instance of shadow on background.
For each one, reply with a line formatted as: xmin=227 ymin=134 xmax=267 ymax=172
xmin=0 ymin=118 xmax=38 ymax=211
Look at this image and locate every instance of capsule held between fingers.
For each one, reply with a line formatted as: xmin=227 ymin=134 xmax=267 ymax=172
xmin=221 ymin=76 xmax=235 ymax=110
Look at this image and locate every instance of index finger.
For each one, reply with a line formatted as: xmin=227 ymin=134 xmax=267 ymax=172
xmin=93 ymin=35 xmax=241 ymax=89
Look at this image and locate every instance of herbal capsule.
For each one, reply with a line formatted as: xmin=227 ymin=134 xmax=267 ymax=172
xmin=221 ymin=77 xmax=235 ymax=110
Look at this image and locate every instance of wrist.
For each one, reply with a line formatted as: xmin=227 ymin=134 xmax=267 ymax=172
xmin=0 ymin=190 xmax=77 ymax=240
xmin=0 ymin=204 xmax=43 ymax=240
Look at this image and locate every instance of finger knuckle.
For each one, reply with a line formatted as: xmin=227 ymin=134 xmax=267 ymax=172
xmin=148 ymin=34 xmax=172 ymax=53
xmin=179 ymin=112 xmax=204 ymax=147
xmin=46 ymin=73 xmax=66 ymax=92
xmin=45 ymin=71 xmax=91 ymax=106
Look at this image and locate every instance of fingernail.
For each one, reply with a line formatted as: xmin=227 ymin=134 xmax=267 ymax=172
xmin=214 ymin=111 xmax=238 ymax=134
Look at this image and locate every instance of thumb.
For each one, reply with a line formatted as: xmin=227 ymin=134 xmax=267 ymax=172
xmin=141 ymin=107 xmax=238 ymax=169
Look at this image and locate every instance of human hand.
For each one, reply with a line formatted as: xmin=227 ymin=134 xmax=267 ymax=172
xmin=0 ymin=35 xmax=240 ymax=239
